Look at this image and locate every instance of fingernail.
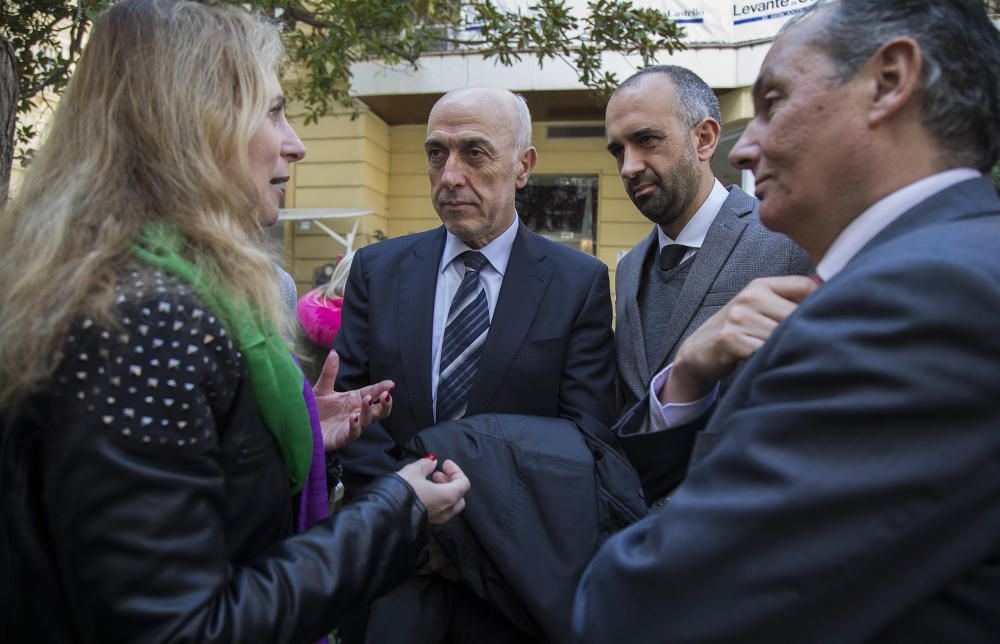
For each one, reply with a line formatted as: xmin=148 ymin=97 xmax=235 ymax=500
xmin=351 ymin=413 xmax=359 ymax=422
xmin=369 ymin=397 xmax=379 ymax=406
xmin=426 ymin=453 xmax=436 ymax=461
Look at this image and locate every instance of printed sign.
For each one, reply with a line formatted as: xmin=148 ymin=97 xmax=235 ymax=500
xmin=654 ymin=1 xmax=730 ymax=42
xmin=557 ymin=0 xmax=821 ymax=44
xmin=731 ymin=0 xmax=818 ymax=40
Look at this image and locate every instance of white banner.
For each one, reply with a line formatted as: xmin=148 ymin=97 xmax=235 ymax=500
xmin=655 ymin=1 xmax=730 ymax=42
xmin=731 ymin=0 xmax=818 ymax=41
xmin=562 ymin=0 xmax=821 ymax=44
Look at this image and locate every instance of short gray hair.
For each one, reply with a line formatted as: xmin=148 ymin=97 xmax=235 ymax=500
xmin=617 ymin=65 xmax=723 ymax=129
xmin=512 ymin=92 xmax=533 ymax=154
xmin=799 ymin=0 xmax=1000 ymax=172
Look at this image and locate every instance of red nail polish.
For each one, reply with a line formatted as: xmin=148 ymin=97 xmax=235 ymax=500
xmin=426 ymin=453 xmax=436 ymax=461
xmin=369 ymin=397 xmax=379 ymax=406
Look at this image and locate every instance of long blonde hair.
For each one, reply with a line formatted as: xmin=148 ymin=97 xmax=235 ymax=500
xmin=319 ymin=250 xmax=355 ymax=300
xmin=0 ymin=0 xmax=290 ymax=411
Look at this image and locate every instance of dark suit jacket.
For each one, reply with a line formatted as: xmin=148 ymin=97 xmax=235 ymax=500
xmin=334 ymin=222 xmax=617 ymax=483
xmin=614 ymin=185 xmax=812 ymax=410
xmin=574 ymin=177 xmax=1000 ymax=643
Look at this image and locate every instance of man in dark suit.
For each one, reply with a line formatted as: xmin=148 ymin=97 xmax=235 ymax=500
xmin=334 ymin=87 xmax=617 ymax=488
xmin=333 ymin=86 xmax=616 ymax=642
xmin=606 ymin=66 xmax=812 ymax=413
xmin=574 ymin=1 xmax=1000 ymax=641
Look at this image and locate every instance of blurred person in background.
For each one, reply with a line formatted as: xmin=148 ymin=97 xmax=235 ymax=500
xmin=298 ymin=250 xmax=355 ymax=382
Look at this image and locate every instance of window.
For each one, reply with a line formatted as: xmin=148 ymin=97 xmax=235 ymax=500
xmin=515 ymin=175 xmax=598 ymax=255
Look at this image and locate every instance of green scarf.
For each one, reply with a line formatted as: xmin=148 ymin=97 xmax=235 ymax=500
xmin=131 ymin=222 xmax=312 ymax=494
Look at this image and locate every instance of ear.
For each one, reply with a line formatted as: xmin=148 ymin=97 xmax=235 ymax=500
xmin=867 ymin=37 xmax=922 ymax=126
xmin=515 ymin=146 xmax=537 ymax=188
xmin=692 ymin=118 xmax=722 ymax=162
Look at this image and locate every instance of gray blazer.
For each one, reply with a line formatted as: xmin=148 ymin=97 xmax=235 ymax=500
xmin=614 ymin=185 xmax=812 ymax=409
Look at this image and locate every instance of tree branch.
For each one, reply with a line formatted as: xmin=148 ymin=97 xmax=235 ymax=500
xmin=283 ymin=2 xmax=337 ymax=30
xmin=1 ymin=36 xmax=18 ymax=204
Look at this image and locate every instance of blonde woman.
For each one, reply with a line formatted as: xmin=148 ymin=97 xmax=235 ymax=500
xmin=0 ymin=1 xmax=468 ymax=641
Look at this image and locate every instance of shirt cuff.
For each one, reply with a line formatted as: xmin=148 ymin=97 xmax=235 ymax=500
xmin=647 ymin=363 xmax=719 ymax=433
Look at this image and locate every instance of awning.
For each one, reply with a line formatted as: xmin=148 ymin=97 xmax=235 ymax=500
xmin=278 ymin=208 xmax=373 ymax=254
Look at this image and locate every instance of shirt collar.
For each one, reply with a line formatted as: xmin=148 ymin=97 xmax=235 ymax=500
xmin=816 ymin=168 xmax=980 ymax=280
xmin=439 ymin=214 xmax=519 ymax=276
xmin=657 ymin=179 xmax=729 ymax=251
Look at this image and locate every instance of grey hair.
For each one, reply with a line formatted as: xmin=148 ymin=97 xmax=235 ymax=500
xmin=512 ymin=92 xmax=533 ymax=154
xmin=617 ymin=65 xmax=723 ymax=129
xmin=796 ymin=0 xmax=1000 ymax=172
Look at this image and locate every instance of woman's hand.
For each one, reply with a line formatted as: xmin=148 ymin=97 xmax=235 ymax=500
xmin=396 ymin=457 xmax=470 ymax=525
xmin=312 ymin=351 xmax=394 ymax=451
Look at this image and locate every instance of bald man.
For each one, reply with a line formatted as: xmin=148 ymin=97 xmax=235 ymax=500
xmin=333 ymin=86 xmax=616 ymax=641
xmin=335 ymin=86 xmax=615 ymax=488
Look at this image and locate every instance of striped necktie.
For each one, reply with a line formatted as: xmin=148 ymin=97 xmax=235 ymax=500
xmin=437 ymin=251 xmax=491 ymax=421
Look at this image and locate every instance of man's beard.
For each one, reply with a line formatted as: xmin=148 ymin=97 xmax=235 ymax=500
xmin=630 ymin=150 xmax=701 ymax=229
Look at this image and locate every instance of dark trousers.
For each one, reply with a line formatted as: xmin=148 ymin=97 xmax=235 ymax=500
xmin=363 ymin=575 xmax=540 ymax=644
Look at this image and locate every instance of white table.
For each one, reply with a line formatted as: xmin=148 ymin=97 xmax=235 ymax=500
xmin=278 ymin=208 xmax=373 ymax=254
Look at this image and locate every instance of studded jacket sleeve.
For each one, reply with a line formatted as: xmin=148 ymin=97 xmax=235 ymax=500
xmin=13 ymin=271 xmax=428 ymax=643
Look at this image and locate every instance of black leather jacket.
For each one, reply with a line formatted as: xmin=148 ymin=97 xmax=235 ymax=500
xmin=1 ymin=270 xmax=428 ymax=643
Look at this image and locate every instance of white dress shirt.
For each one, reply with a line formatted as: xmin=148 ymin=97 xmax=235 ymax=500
xmin=430 ymin=215 xmax=519 ymax=420
xmin=656 ymin=179 xmax=730 ymax=263
xmin=815 ymin=168 xmax=979 ymax=280
xmin=649 ymin=167 xmax=981 ymax=430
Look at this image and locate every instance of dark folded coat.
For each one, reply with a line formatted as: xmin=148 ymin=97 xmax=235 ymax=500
xmin=404 ymin=413 xmax=647 ymax=643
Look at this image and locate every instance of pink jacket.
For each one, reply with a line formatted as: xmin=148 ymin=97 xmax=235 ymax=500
xmin=296 ymin=290 xmax=344 ymax=348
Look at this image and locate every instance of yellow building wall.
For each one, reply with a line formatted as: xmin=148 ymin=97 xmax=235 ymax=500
xmin=529 ymin=124 xmax=648 ymax=303
xmin=386 ymin=125 xmax=439 ymax=237
xmin=283 ymin=105 xmax=390 ymax=292
xmin=720 ymin=86 xmax=754 ymax=125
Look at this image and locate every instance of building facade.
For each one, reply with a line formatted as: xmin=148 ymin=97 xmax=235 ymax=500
xmin=280 ymin=0 xmax=823 ymax=300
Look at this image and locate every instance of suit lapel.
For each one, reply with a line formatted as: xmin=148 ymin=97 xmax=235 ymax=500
xmin=397 ymin=227 xmax=445 ymax=431
xmin=621 ymin=231 xmax=658 ymax=395
xmin=854 ymin=177 xmax=1000 ymax=265
xmin=654 ymin=187 xmax=753 ymax=371
xmin=467 ymin=225 xmax=553 ymax=413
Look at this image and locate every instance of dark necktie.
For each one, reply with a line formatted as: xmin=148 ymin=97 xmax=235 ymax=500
xmin=437 ymin=251 xmax=491 ymax=421
xmin=659 ymin=244 xmax=691 ymax=272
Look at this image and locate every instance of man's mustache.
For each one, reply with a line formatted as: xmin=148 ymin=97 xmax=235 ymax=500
xmin=627 ymin=173 xmax=660 ymax=192
xmin=438 ymin=190 xmax=478 ymax=206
